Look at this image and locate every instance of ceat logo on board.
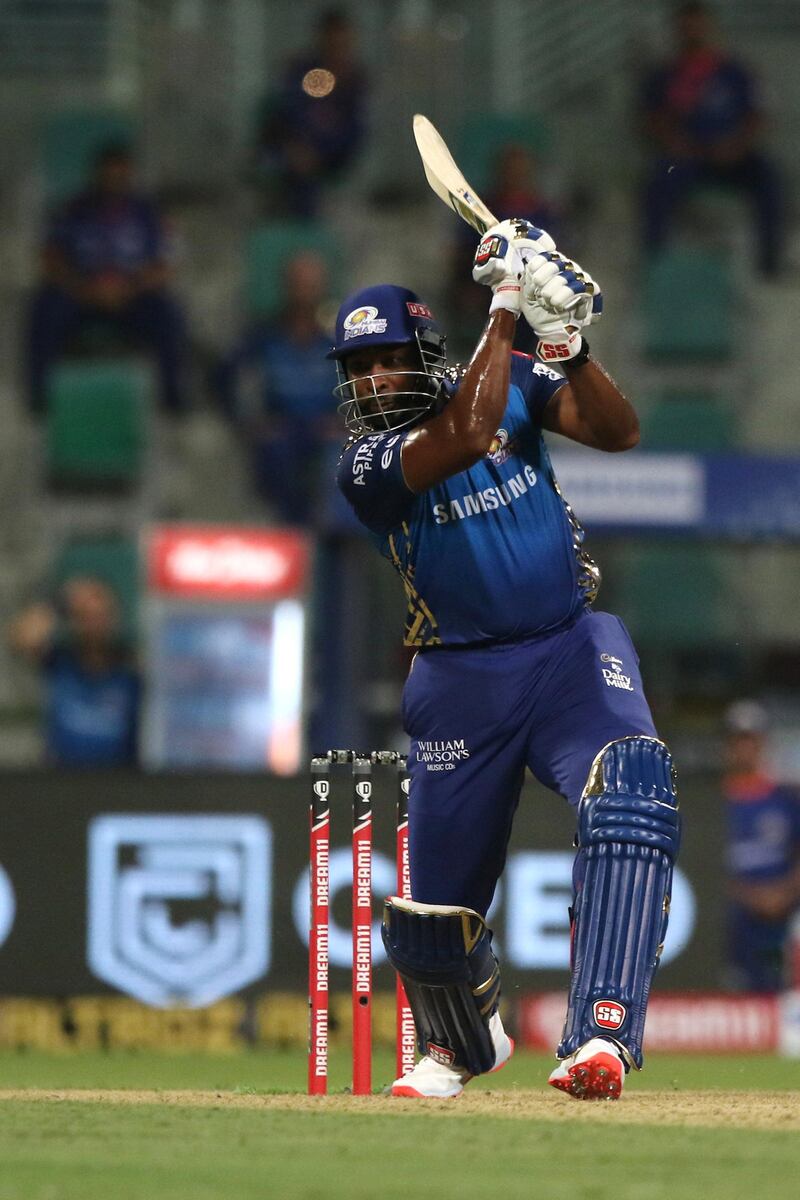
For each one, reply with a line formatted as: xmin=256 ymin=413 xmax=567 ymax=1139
xmin=147 ymin=526 xmax=310 ymax=600
xmin=593 ymin=999 xmax=627 ymax=1030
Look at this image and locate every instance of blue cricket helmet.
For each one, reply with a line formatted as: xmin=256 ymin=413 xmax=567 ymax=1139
xmin=327 ymin=284 xmax=443 ymax=360
xmin=329 ymin=284 xmax=448 ymax=436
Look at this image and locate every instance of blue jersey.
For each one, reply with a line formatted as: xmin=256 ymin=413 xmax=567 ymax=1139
xmin=643 ymin=55 xmax=759 ymax=146
xmin=724 ymin=772 xmax=800 ymax=884
xmin=44 ymin=646 xmax=140 ymax=766
xmin=337 ymin=352 xmax=598 ymax=646
xmin=47 ymin=191 xmax=170 ymax=278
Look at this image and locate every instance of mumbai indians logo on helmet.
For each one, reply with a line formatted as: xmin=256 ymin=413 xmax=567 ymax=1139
xmin=343 ymin=305 xmax=388 ymax=341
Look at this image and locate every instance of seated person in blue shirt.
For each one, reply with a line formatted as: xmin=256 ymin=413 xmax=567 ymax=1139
xmin=253 ymin=7 xmax=368 ymax=218
xmin=640 ymin=1 xmax=783 ymax=276
xmin=214 ymin=250 xmax=339 ymax=523
xmin=722 ymin=700 xmax=800 ymax=992
xmin=8 ymin=576 xmax=140 ymax=767
xmin=26 ymin=141 xmax=188 ymax=414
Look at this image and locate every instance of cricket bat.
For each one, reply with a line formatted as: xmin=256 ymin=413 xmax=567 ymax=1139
xmin=412 ymin=113 xmax=497 ymax=234
xmin=413 ymin=113 xmax=592 ymax=319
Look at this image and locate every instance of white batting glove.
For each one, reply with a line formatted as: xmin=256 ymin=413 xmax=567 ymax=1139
xmin=523 ymin=293 xmax=601 ymax=364
xmin=520 ymin=245 xmax=603 ymax=363
xmin=523 ymin=250 xmax=603 ymax=324
xmin=472 ymin=221 xmax=525 ymax=317
xmin=505 ymin=218 xmax=558 ymax=261
xmin=525 ymin=307 xmax=585 ymax=364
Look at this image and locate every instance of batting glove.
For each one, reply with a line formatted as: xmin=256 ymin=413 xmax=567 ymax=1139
xmin=523 ymin=250 xmax=603 ymax=325
xmin=525 ymin=307 xmax=585 ymax=364
xmin=506 ymin=218 xmax=558 ymax=261
xmin=472 ymin=221 xmax=526 ymax=317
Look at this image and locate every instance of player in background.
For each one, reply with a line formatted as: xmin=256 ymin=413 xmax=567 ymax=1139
xmin=722 ymin=700 xmax=800 ymax=992
xmin=333 ymin=220 xmax=681 ymax=1100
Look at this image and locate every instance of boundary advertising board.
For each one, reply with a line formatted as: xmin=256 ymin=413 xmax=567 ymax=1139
xmin=0 ymin=769 xmax=715 ymax=1007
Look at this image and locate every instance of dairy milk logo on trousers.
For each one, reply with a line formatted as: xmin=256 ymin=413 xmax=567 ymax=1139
xmin=87 ymin=814 xmax=271 ymax=1007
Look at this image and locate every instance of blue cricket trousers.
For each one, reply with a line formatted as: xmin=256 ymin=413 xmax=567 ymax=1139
xmin=402 ymin=608 xmax=658 ymax=916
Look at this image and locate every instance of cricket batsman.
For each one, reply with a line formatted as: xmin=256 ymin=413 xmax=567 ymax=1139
xmin=331 ymin=220 xmax=681 ymax=1099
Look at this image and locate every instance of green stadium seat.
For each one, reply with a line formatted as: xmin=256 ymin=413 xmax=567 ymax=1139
xmin=52 ymin=535 xmax=140 ymax=637
xmin=245 ymin=221 xmax=338 ymax=319
xmin=455 ymin=112 xmax=551 ymax=193
xmin=616 ymin=545 xmax=732 ymax=649
xmin=642 ymin=248 xmax=734 ymax=361
xmin=41 ymin=108 xmax=136 ymax=203
xmin=640 ymin=391 xmax=737 ymax=451
xmin=45 ymin=359 xmax=149 ymax=491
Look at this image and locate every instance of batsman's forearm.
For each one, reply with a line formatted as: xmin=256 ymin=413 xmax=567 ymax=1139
xmin=401 ymin=309 xmax=515 ymax=491
xmin=564 ymin=359 xmax=640 ymax=451
xmin=448 ymin=308 xmax=515 ymax=454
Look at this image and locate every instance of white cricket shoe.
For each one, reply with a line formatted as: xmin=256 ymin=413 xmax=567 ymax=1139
xmin=390 ymin=1011 xmax=514 ymax=1099
xmin=548 ymin=1036 xmax=625 ymax=1100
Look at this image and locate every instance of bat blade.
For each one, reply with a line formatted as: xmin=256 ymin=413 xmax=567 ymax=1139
xmin=413 ymin=113 xmax=497 ymax=234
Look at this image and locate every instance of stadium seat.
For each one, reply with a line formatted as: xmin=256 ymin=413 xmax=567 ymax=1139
xmin=640 ymin=391 xmax=737 ymax=451
xmin=45 ymin=359 xmax=150 ymax=491
xmin=41 ymin=108 xmax=136 ymax=203
xmin=245 ymin=221 xmax=338 ymax=319
xmin=642 ymin=249 xmax=734 ymax=361
xmin=52 ymin=535 xmax=140 ymax=637
xmin=455 ymin=112 xmax=551 ymax=193
xmin=616 ymin=544 xmax=733 ymax=649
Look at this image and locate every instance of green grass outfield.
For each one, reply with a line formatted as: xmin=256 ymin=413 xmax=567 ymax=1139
xmin=0 ymin=1050 xmax=798 ymax=1200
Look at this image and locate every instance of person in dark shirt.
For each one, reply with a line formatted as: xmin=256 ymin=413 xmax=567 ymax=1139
xmin=722 ymin=700 xmax=800 ymax=992
xmin=254 ymin=8 xmax=368 ymax=217
xmin=215 ymin=250 xmax=339 ymax=522
xmin=8 ymin=576 xmax=140 ymax=767
xmin=641 ymin=1 xmax=783 ymax=275
xmin=26 ymin=141 xmax=188 ymax=413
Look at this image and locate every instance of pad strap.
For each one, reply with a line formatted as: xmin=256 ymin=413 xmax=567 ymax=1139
xmin=558 ymin=736 xmax=680 ymax=1069
xmin=381 ymin=897 xmax=500 ymax=1076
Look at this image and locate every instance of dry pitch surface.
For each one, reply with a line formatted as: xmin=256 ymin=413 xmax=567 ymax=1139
xmin=1 ymin=1087 xmax=797 ymax=1130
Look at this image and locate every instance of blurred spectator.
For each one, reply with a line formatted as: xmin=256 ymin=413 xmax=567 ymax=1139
xmin=722 ymin=700 xmax=800 ymax=992
xmin=26 ymin=141 xmax=188 ymax=415
xmin=253 ymin=8 xmax=368 ymax=217
xmin=446 ymin=142 xmax=564 ymax=357
xmin=214 ymin=250 xmax=338 ymax=523
xmin=640 ymin=1 xmax=783 ymax=276
xmin=7 ymin=577 xmax=140 ymax=767
xmin=485 ymin=143 xmax=564 ymax=243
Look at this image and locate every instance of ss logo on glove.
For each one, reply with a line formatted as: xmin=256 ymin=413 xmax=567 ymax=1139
xmin=538 ymin=341 xmax=574 ymax=362
xmin=475 ymin=234 xmax=506 ymax=266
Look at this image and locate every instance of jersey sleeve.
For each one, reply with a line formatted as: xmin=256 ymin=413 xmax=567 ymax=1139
xmin=337 ymin=431 xmax=416 ymax=535
xmin=510 ymin=351 xmax=567 ymax=425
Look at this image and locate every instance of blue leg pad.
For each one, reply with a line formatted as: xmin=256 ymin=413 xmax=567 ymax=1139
xmin=382 ymin=897 xmax=501 ymax=1076
xmin=558 ymin=736 xmax=680 ymax=1069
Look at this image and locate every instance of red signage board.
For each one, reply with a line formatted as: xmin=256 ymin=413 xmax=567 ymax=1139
xmin=519 ymin=991 xmax=783 ymax=1054
xmin=146 ymin=526 xmax=310 ymax=601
